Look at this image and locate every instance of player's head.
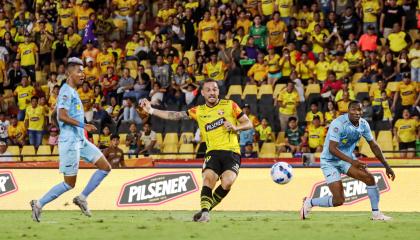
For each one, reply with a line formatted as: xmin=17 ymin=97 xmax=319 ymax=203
xmin=348 ymin=100 xmax=362 ymax=124
xmin=110 ymin=134 xmax=120 ymax=147
xmin=66 ymin=57 xmax=84 ymax=87
xmin=201 ymin=79 xmax=219 ymax=106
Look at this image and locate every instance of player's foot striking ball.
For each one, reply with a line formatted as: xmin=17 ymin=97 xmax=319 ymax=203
xmin=301 ymin=100 xmax=395 ymax=221
xmin=30 ymin=58 xmax=112 ymax=222
xmin=140 ymin=79 xmax=253 ymax=222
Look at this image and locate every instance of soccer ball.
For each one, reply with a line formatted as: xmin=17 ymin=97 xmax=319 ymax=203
xmin=270 ymin=162 xmax=293 ymax=184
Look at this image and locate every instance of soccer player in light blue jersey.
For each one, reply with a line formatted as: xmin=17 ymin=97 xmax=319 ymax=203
xmin=30 ymin=58 xmax=111 ymax=222
xmin=300 ymin=100 xmax=395 ymax=221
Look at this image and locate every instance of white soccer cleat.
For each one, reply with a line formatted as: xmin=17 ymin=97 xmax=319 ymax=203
xmin=371 ymin=212 xmax=392 ymax=221
xmin=193 ymin=211 xmax=210 ymax=223
xmin=300 ymin=197 xmax=312 ymax=220
xmin=30 ymin=200 xmax=42 ymax=222
xmin=73 ymin=196 xmax=92 ymax=217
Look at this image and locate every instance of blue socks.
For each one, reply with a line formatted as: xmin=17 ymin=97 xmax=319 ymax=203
xmin=310 ymin=196 xmax=333 ymax=207
xmin=367 ymin=185 xmax=380 ymax=212
xmin=81 ymin=170 xmax=109 ymax=199
xmin=39 ymin=182 xmax=72 ymax=207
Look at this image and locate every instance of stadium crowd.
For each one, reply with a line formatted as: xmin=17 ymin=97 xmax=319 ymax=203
xmin=0 ymin=0 xmax=418 ymax=162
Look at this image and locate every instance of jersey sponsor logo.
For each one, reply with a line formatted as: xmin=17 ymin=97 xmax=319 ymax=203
xmin=19 ymin=93 xmax=28 ymax=98
xmin=309 ymin=171 xmax=390 ymax=205
xmin=401 ymin=91 xmax=413 ymax=96
xmin=23 ymin=50 xmax=32 ymax=55
xmin=0 ymin=171 xmax=18 ymax=198
xmin=30 ymin=117 xmax=39 ymax=121
xmin=205 ymin=117 xmax=225 ymax=132
xmin=117 ymin=171 xmax=198 ymax=206
xmin=203 ymin=27 xmax=214 ymax=32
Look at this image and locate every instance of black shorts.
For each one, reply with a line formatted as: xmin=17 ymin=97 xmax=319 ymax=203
xmin=399 ymin=141 xmax=416 ymax=150
xmin=203 ymin=150 xmax=241 ymax=176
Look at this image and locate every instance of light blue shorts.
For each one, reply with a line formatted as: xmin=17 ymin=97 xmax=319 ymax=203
xmin=268 ymin=72 xmax=282 ymax=79
xmin=320 ymin=159 xmax=352 ymax=184
xmin=59 ymin=139 xmax=103 ymax=176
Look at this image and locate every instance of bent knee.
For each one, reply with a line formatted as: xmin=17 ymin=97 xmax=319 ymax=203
xmin=364 ymin=174 xmax=375 ymax=186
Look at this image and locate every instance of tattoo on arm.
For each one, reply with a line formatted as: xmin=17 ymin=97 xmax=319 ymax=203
xmin=167 ymin=111 xmax=189 ymax=120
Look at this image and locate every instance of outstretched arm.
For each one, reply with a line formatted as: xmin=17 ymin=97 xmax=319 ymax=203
xmin=139 ymin=99 xmax=190 ymax=120
xmin=368 ymin=140 xmax=395 ymax=180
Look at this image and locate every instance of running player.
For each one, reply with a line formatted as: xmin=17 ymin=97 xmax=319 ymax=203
xmin=30 ymin=58 xmax=111 ymax=222
xmin=300 ymin=100 xmax=395 ymax=221
xmin=140 ymin=79 xmax=253 ymax=222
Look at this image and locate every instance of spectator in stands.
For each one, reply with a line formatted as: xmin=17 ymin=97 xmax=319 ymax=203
xmin=337 ymin=90 xmax=351 ymax=114
xmin=335 ymin=79 xmax=355 ymax=102
xmin=98 ymin=125 xmax=111 ymax=150
xmin=97 ymin=43 xmax=115 ymax=75
xmin=0 ymin=141 xmax=13 ymax=162
xmin=305 ymin=102 xmax=324 ymax=126
xmin=247 ymin=52 xmax=268 ymax=85
xmin=51 ymin=31 xmax=71 ymax=66
xmin=126 ymin=122 xmax=140 ymax=157
xmin=277 ymin=81 xmax=299 ymax=131
xmin=303 ymin=116 xmax=325 ymax=153
xmin=7 ymin=60 xmax=27 ymax=91
xmin=103 ymin=134 xmax=126 ymax=168
xmin=394 ymin=109 xmax=418 ymax=158
xmin=84 ymin=57 xmax=99 ymax=85
xmin=204 ymin=52 xmax=228 ymax=88
xmin=117 ymin=68 xmax=135 ymax=103
xmin=255 ymin=118 xmax=274 ymax=148
xmin=105 ymin=96 xmax=121 ymax=122
xmin=362 ymin=98 xmax=373 ymax=127
xmin=266 ymin=11 xmax=288 ymax=53
xmin=356 ymin=0 xmax=380 ymax=33
xmin=330 ymin=51 xmax=351 ymax=81
xmin=380 ymin=0 xmax=406 ymax=38
xmin=0 ymin=112 xmax=9 ymax=144
xmin=408 ymin=40 xmax=420 ymax=82
xmin=392 ymin=72 xmax=419 ymax=119
xmin=181 ymin=83 xmax=199 ymax=107
xmin=360 ymin=51 xmax=382 ymax=83
xmin=25 ymin=96 xmax=46 ymax=149
xmin=387 ymin=23 xmax=411 ymax=56
xmin=8 ymin=115 xmax=26 ymax=147
xmin=48 ymin=123 xmax=59 ymax=150
xmin=77 ymin=81 xmax=94 ymax=123
xmin=241 ymin=142 xmax=258 ymax=158
xmin=345 ymin=42 xmax=363 ymax=72
xmin=198 ymin=11 xmax=219 ymax=44
xmin=358 ymin=25 xmax=381 ymax=53
xmin=139 ymin=123 xmax=159 ymax=156
xmin=324 ymin=100 xmax=339 ymax=128
xmin=121 ymin=97 xmax=142 ymax=125
xmin=14 ymin=76 xmax=35 ymax=121
xmin=295 ymin=52 xmax=315 ymax=85
xmin=16 ymin=34 xmax=38 ymax=82
xmin=152 ymin=55 xmax=172 ymax=89
xmin=280 ymin=117 xmax=304 ymax=154
xmin=239 ymin=125 xmax=256 ymax=155
xmin=321 ymin=72 xmax=342 ymax=100
xmin=265 ymin=45 xmax=281 ymax=85
xmin=249 ymin=15 xmax=268 ymax=51
xmin=242 ymin=104 xmax=260 ymax=127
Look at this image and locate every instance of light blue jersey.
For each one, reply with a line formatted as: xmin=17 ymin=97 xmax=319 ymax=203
xmin=56 ymin=83 xmax=103 ymax=176
xmin=321 ymin=114 xmax=373 ymax=161
xmin=320 ymin=114 xmax=374 ymax=183
xmin=57 ymin=83 xmax=85 ymax=141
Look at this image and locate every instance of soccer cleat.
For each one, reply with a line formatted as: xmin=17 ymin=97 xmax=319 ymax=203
xmin=193 ymin=211 xmax=203 ymax=222
xmin=300 ymin=197 xmax=312 ymax=220
xmin=371 ymin=212 xmax=392 ymax=221
xmin=30 ymin=200 xmax=42 ymax=222
xmin=196 ymin=211 xmax=210 ymax=222
xmin=73 ymin=196 xmax=92 ymax=217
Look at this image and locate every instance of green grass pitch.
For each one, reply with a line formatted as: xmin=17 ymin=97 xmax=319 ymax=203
xmin=1 ymin=211 xmax=419 ymax=240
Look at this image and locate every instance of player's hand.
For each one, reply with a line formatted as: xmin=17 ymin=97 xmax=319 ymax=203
xmin=139 ymin=98 xmax=152 ymax=113
xmin=84 ymin=124 xmax=97 ymax=132
xmin=351 ymin=160 xmax=367 ymax=169
xmin=224 ymin=120 xmax=237 ymax=132
xmin=385 ymin=167 xmax=395 ymax=181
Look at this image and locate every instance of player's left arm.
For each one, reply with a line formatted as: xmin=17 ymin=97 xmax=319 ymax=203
xmin=368 ymin=139 xmax=395 ymax=181
xmin=224 ymin=114 xmax=253 ymax=133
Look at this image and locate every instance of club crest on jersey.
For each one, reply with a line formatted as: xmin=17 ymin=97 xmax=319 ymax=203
xmin=205 ymin=118 xmax=224 ymax=131
xmin=218 ymin=109 xmax=224 ymax=116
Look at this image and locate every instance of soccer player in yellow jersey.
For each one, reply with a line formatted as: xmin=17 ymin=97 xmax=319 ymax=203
xmin=24 ymin=96 xmax=46 ymax=149
xmin=140 ymin=79 xmax=252 ymax=222
xmin=394 ymin=109 xmax=419 ymax=158
xmin=198 ymin=11 xmax=219 ymax=44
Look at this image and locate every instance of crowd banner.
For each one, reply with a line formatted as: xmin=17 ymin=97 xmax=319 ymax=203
xmin=0 ymin=168 xmax=419 ymax=211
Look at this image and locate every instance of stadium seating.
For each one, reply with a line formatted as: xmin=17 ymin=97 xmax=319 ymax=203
xmin=257 ymin=84 xmax=273 ymax=99
xmin=304 ymin=84 xmax=321 ymax=99
xmin=387 ymin=82 xmax=399 ymax=92
xmin=278 ymin=152 xmax=293 ymax=158
xmin=52 ymin=146 xmax=59 ymax=161
xmin=21 ymin=146 xmax=36 ymax=162
xmin=163 ymin=133 xmax=179 ymax=147
xmin=92 ymin=134 xmax=99 ymax=145
xmin=353 ymin=82 xmax=369 ymax=100
xmin=119 ymin=133 xmax=127 ymax=145
xmin=7 ymin=146 xmax=21 ymax=162
xmin=35 ymin=145 xmax=52 ymax=161
xmin=178 ymin=144 xmax=195 ymax=159
xmin=273 ymin=84 xmax=286 ymax=100
xmin=259 ymin=143 xmax=276 ymax=158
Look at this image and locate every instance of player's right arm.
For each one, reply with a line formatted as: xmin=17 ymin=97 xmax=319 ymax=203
xmin=139 ymin=99 xmax=190 ymax=120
